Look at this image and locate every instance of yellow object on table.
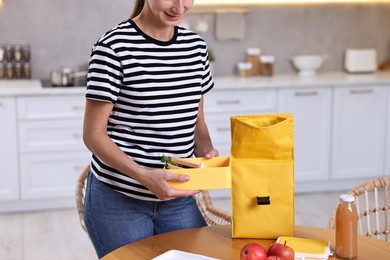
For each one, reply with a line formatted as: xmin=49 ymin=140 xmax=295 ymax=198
xmin=276 ymin=236 xmax=332 ymax=260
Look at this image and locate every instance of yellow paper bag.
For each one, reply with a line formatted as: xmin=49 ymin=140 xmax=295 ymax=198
xmin=230 ymin=114 xmax=294 ymax=239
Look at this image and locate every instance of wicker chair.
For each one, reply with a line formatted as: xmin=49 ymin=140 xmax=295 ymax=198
xmin=75 ymin=164 xmax=232 ymax=232
xmin=327 ymin=176 xmax=390 ymax=242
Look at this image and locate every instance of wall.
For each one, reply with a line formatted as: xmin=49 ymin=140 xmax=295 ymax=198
xmin=1 ymin=1 xmax=390 ymax=79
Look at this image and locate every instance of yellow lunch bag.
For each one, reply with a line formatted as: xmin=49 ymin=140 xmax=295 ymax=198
xmin=230 ymin=114 xmax=295 ymax=239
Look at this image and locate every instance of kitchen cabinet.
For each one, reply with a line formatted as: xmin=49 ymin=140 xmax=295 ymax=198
xmin=1 ymin=73 xmax=390 ymax=210
xmin=331 ymin=85 xmax=388 ymax=180
xmin=0 ymin=88 xmax=91 ymax=212
xmin=0 ymin=97 xmax=19 ymax=202
xmin=17 ymin=95 xmax=90 ymax=200
xmin=278 ymin=87 xmax=332 ymax=182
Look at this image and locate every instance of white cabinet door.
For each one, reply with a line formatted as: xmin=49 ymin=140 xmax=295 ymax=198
xmin=17 ymin=95 xmax=85 ymax=120
xmin=332 ymin=86 xmax=387 ymax=179
xmin=278 ymin=88 xmax=332 ymax=182
xmin=0 ymin=97 xmax=19 ymax=201
xmin=20 ymin=151 xmax=90 ymax=199
xmin=18 ymin=119 xmax=84 ymax=152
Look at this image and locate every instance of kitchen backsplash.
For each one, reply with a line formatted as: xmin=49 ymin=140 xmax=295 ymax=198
xmin=0 ymin=0 xmax=389 ymax=79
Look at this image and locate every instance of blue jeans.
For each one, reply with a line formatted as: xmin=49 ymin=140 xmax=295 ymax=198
xmin=83 ymin=172 xmax=207 ymax=259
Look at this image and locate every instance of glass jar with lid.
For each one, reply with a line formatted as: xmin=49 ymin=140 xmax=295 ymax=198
xmin=6 ymin=62 xmax=14 ymax=79
xmin=246 ymin=48 xmax=262 ymax=76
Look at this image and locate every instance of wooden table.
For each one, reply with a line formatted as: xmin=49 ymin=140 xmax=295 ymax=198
xmin=102 ymin=225 xmax=390 ymax=260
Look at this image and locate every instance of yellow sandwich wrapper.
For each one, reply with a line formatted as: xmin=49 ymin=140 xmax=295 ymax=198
xmin=167 ymin=156 xmax=231 ymax=190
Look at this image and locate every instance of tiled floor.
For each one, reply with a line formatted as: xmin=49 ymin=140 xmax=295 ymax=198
xmin=0 ymin=191 xmax=342 ymax=260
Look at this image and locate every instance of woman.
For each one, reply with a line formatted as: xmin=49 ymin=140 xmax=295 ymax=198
xmin=83 ymin=0 xmax=217 ymax=258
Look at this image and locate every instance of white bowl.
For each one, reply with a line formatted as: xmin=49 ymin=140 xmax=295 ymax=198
xmin=291 ymin=55 xmax=327 ymax=76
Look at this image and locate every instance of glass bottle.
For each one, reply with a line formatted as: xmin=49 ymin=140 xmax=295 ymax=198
xmin=335 ymin=194 xmax=358 ymax=259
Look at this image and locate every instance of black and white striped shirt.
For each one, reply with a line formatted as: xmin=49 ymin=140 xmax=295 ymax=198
xmin=86 ymin=19 xmax=214 ymax=201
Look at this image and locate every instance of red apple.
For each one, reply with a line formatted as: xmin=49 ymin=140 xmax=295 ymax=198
xmin=267 ymin=241 xmax=294 ymax=260
xmin=266 ymin=256 xmax=285 ymax=260
xmin=240 ymin=243 xmax=267 ymax=260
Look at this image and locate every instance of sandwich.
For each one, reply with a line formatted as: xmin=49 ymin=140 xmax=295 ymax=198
xmin=161 ymin=155 xmax=204 ymax=169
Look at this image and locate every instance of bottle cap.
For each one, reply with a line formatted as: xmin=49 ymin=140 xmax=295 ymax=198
xmin=339 ymin=194 xmax=355 ymax=203
xmin=260 ymin=55 xmax=275 ymax=63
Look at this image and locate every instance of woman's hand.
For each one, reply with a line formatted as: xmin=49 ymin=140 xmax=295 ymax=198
xmin=205 ymin=148 xmax=219 ymax=159
xmin=140 ymin=168 xmax=199 ymax=200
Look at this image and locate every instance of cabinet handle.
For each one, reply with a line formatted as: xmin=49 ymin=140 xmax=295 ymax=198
xmin=73 ymin=165 xmax=86 ymax=171
xmin=217 ymin=100 xmax=240 ymax=105
xmin=294 ymin=91 xmax=318 ymax=96
xmin=349 ymin=89 xmax=373 ymax=94
xmin=73 ymin=133 xmax=83 ymax=138
xmin=217 ymin=127 xmax=231 ymax=132
xmin=72 ymin=106 xmax=85 ymax=110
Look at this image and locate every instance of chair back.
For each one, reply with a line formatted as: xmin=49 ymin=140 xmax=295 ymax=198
xmin=195 ymin=191 xmax=231 ymax=226
xmin=328 ymin=176 xmax=390 ymax=242
xmin=75 ymin=164 xmax=90 ymax=232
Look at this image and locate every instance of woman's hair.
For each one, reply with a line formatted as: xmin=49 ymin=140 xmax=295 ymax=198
xmin=130 ymin=0 xmax=145 ymax=18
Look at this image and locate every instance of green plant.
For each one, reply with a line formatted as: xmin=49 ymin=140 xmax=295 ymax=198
xmin=208 ymin=49 xmax=215 ymax=62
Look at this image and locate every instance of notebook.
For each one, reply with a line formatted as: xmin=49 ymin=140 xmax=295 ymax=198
xmin=276 ymin=236 xmax=332 ymax=260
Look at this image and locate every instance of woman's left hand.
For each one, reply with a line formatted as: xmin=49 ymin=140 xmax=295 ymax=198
xmin=204 ymin=148 xmax=219 ymax=159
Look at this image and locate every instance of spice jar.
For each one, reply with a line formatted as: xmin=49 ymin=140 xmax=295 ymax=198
xmin=246 ymin=48 xmax=262 ymax=76
xmin=335 ymin=194 xmax=358 ymax=259
xmin=23 ymin=62 xmax=31 ymax=79
xmin=4 ymin=45 xmax=13 ymax=61
xmin=237 ymin=62 xmax=252 ymax=77
xmin=14 ymin=62 xmax=23 ymax=79
xmin=0 ymin=45 xmax=4 ymax=62
xmin=0 ymin=62 xmax=5 ymax=79
xmin=260 ymin=55 xmax=275 ymax=76
xmin=6 ymin=62 xmax=14 ymax=79
xmin=22 ymin=44 xmax=31 ymax=61
xmin=13 ymin=45 xmax=22 ymax=62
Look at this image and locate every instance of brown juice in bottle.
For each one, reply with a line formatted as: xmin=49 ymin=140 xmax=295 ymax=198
xmin=335 ymin=194 xmax=358 ymax=259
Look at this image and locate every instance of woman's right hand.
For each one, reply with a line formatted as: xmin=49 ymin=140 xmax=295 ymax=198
xmin=140 ymin=168 xmax=199 ymax=200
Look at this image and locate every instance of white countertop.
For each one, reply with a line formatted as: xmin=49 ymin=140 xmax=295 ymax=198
xmin=0 ymin=80 xmax=87 ymax=97
xmin=1 ymin=71 xmax=390 ymax=97
xmin=213 ymin=71 xmax=390 ymax=90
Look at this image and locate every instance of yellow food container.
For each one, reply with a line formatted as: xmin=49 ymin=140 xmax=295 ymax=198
xmin=167 ymin=156 xmax=231 ymax=190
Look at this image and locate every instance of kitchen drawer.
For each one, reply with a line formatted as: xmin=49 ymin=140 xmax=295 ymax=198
xmin=205 ymin=113 xmax=231 ymax=143
xmin=18 ymin=119 xmax=85 ymax=152
xmin=17 ymin=95 xmax=85 ymax=120
xmin=20 ymin=151 xmax=91 ymax=200
xmin=204 ymin=89 xmax=277 ymax=113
